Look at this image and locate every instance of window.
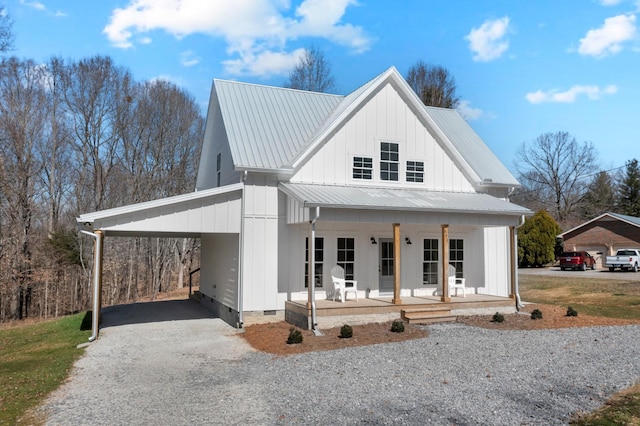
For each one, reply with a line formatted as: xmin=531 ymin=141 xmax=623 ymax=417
xmin=407 ymin=161 xmax=424 ymax=183
xmin=380 ymin=142 xmax=399 ymax=181
xmin=337 ymin=238 xmax=355 ymax=280
xmin=450 ymin=239 xmax=464 ymax=278
xmin=216 ymin=153 xmax=222 ymax=187
xmin=353 ymin=156 xmax=373 ymax=180
xmin=305 ymin=237 xmax=324 ymax=288
xmin=422 ymin=239 xmax=439 ymax=285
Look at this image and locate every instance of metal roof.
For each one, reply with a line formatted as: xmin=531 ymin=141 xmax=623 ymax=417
xmin=213 ymin=66 xmax=520 ymax=187
xmin=214 ymin=80 xmax=342 ymax=169
xmin=77 ymin=183 xmax=244 ymax=224
xmin=425 ymin=106 xmax=519 ymax=187
xmin=280 ymin=183 xmax=531 ymax=215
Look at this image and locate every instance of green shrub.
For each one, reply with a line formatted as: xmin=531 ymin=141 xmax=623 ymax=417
xmin=390 ymin=320 xmax=405 ymax=333
xmin=340 ymin=324 xmax=353 ymax=338
xmin=287 ymin=327 xmax=303 ymax=344
xmin=566 ymin=306 xmax=578 ymax=317
xmin=492 ymin=312 xmax=505 ymax=323
xmin=518 ymin=210 xmax=562 ymax=267
xmin=531 ymin=308 xmax=543 ymax=320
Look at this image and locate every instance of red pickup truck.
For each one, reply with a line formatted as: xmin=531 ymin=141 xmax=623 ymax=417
xmin=559 ymin=251 xmax=596 ymax=271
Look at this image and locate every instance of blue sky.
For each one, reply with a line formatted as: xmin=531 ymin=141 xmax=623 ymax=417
xmin=7 ymin=0 xmax=640 ymax=176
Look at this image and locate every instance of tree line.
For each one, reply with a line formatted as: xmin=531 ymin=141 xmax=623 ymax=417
xmin=0 ymin=55 xmax=204 ymax=322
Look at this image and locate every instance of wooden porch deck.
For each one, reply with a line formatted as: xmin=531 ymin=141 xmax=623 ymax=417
xmin=285 ymin=294 xmax=515 ymax=329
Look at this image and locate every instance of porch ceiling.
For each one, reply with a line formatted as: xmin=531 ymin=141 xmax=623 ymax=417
xmin=280 ymin=183 xmax=531 ymax=215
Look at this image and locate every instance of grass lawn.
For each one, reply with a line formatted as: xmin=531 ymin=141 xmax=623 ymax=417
xmin=519 ymin=274 xmax=640 ymax=320
xmin=519 ymin=273 xmax=640 ymax=424
xmin=0 ymin=312 xmax=91 ymax=425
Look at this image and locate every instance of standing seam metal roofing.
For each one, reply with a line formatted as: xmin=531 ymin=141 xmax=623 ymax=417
xmin=214 ymin=80 xmax=342 ymax=169
xmin=280 ymin=183 xmax=531 ymax=215
xmin=425 ymin=106 xmax=519 ymax=186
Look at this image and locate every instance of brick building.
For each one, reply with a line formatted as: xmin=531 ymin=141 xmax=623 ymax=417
xmin=559 ymin=212 xmax=640 ymax=268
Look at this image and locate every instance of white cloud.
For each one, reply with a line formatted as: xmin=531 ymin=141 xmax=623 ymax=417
xmin=578 ymin=14 xmax=637 ymax=57
xmin=599 ymin=0 xmax=623 ymax=5
xmin=525 ymin=84 xmax=618 ymax=103
xmin=181 ymin=50 xmax=200 ymax=67
xmin=465 ymin=17 xmax=510 ymax=62
xmin=456 ymin=100 xmax=484 ymax=120
xmin=103 ymin=0 xmax=371 ymax=76
xmin=223 ymin=48 xmax=304 ymax=77
xmin=20 ymin=0 xmax=45 ymax=11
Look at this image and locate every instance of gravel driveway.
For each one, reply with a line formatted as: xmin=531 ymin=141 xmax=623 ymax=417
xmin=42 ymin=300 xmax=640 ymax=425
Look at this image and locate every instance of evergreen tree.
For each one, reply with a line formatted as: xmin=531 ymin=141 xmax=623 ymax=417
xmin=579 ymin=171 xmax=616 ymax=220
xmin=617 ymin=159 xmax=640 ymax=217
xmin=518 ymin=210 xmax=562 ymax=267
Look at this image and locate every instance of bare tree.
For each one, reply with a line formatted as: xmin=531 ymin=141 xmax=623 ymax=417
xmin=285 ymin=46 xmax=336 ymax=93
xmin=61 ymin=55 xmax=131 ymax=212
xmin=0 ymin=8 xmax=14 ymax=53
xmin=0 ymin=58 xmax=49 ymax=319
xmin=406 ymin=60 xmax=460 ymax=108
xmin=514 ymin=131 xmax=597 ymax=227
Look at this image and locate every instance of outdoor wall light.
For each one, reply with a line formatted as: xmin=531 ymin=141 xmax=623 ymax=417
xmin=405 ymin=237 xmax=412 ymax=245
xmin=370 ymin=237 xmax=377 ymax=244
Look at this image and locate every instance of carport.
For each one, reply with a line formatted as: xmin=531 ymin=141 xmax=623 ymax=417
xmin=77 ymin=183 xmax=243 ymax=341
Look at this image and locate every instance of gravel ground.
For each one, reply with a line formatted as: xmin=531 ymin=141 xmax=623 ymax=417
xmin=42 ymin=301 xmax=640 ymax=425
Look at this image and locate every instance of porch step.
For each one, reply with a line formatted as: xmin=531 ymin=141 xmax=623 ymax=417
xmin=401 ymin=307 xmax=457 ymax=324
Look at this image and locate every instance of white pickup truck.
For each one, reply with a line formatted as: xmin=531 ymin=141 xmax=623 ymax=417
xmin=605 ymin=249 xmax=640 ymax=272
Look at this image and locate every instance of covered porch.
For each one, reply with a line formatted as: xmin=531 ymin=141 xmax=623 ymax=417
xmin=285 ymin=293 xmax=514 ymax=329
xmin=280 ymin=183 xmax=530 ymax=329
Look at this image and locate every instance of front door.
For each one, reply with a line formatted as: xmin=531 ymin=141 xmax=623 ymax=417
xmin=379 ymin=239 xmax=394 ymax=293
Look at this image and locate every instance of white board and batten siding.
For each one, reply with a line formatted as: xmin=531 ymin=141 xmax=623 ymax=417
xmin=290 ymin=83 xmax=474 ymax=193
xmin=241 ymin=174 xmax=280 ymax=311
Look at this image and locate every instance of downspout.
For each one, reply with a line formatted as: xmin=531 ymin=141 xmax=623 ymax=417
xmin=514 ymin=215 xmax=525 ymax=310
xmin=80 ymin=229 xmax=103 ymax=342
xmin=237 ymin=170 xmax=247 ymax=329
xmin=309 ymin=206 xmax=320 ymax=331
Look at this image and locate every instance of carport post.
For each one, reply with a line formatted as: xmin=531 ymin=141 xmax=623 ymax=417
xmin=81 ymin=229 xmax=104 ymax=342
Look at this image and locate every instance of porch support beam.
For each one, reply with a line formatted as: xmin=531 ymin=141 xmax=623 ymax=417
xmin=509 ymin=226 xmax=516 ymax=299
xmin=441 ymin=224 xmax=450 ymax=302
xmin=392 ymin=223 xmax=401 ymax=305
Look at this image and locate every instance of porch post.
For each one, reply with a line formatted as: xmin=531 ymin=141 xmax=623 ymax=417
xmin=392 ymin=223 xmax=402 ymax=304
xmin=441 ymin=224 xmax=450 ymax=302
xmin=509 ymin=226 xmax=516 ymax=299
xmin=307 ymin=223 xmax=314 ymax=309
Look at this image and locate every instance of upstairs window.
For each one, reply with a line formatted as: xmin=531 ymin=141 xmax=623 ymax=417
xmin=380 ymin=142 xmax=399 ymax=181
xmin=353 ymin=156 xmax=373 ymax=180
xmin=216 ymin=153 xmax=222 ymax=187
xmin=407 ymin=161 xmax=424 ymax=183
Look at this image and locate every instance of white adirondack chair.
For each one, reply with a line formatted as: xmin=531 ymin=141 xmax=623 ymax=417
xmin=448 ymin=264 xmax=466 ymax=297
xmin=331 ymin=265 xmax=358 ymax=302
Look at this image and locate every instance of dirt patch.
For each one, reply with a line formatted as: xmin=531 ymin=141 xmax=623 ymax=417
xmin=457 ymin=304 xmax=640 ymax=330
xmin=241 ymin=304 xmax=640 ymax=356
xmin=242 ymin=320 xmax=428 ymax=356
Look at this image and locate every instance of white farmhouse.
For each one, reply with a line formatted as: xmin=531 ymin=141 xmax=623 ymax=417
xmin=78 ymin=66 xmax=530 ymax=334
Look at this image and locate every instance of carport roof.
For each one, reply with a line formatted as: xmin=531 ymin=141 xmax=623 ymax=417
xmin=77 ymin=183 xmax=243 ymax=237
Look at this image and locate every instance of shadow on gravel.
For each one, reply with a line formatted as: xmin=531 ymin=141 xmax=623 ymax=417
xmin=100 ymin=299 xmax=216 ymax=329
